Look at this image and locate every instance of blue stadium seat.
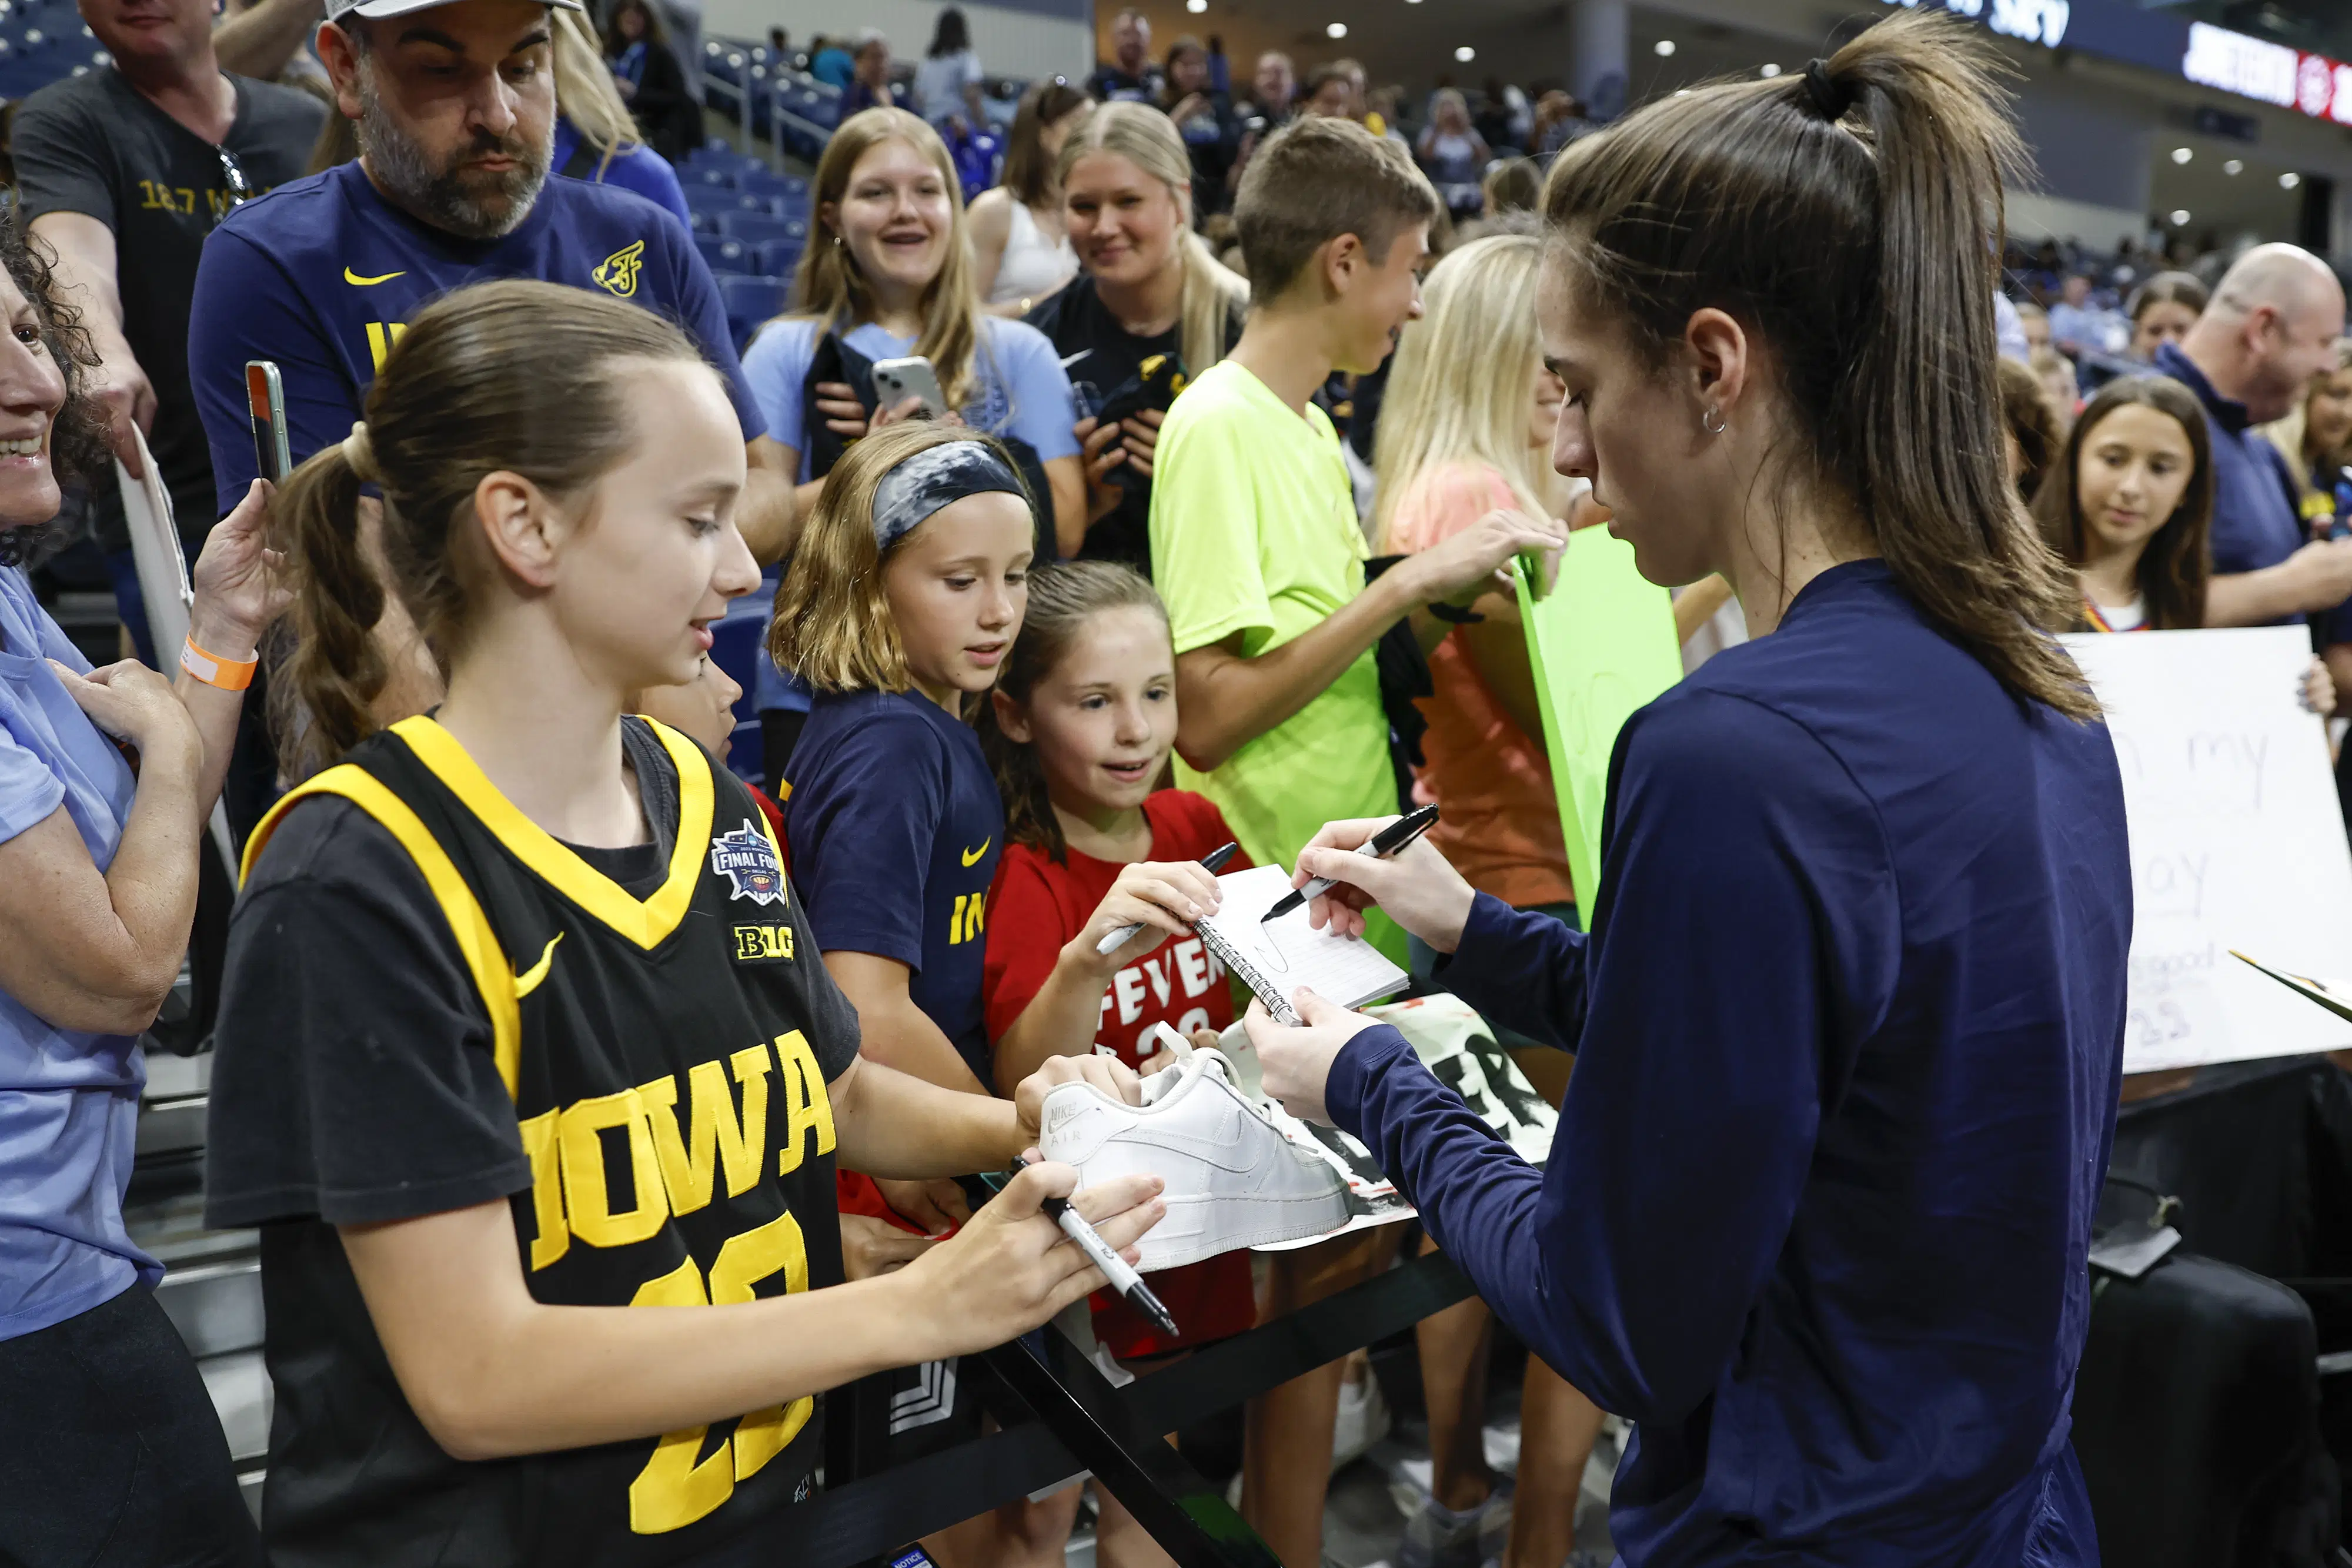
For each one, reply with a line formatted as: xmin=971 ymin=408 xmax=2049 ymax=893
xmin=695 ymin=233 xmax=753 ymax=275
xmin=718 ymin=275 xmax=786 ymax=352
xmin=715 ymin=211 xmax=804 ymax=247
xmin=753 ymin=238 xmax=803 ymax=279
xmin=683 ymin=186 xmax=773 ymax=232
xmin=687 ymin=163 xmax=736 ymax=189
xmin=737 ymin=167 xmax=805 ymax=203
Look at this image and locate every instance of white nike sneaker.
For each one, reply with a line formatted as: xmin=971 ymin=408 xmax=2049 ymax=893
xmin=1038 ymin=1046 xmax=1354 ymax=1271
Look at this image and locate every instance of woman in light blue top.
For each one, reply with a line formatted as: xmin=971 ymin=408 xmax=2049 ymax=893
xmin=0 ymin=227 xmax=279 ymax=1560
xmin=740 ymin=107 xmax=1081 ymax=782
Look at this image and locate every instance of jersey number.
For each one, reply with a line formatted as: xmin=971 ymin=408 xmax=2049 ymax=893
xmin=626 ymin=1209 xmax=813 ymax=1533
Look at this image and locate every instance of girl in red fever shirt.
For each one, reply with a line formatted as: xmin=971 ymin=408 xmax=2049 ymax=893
xmin=980 ymin=561 xmax=1298 ymax=1568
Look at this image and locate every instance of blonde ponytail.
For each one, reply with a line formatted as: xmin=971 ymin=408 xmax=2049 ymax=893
xmin=1177 ymin=230 xmax=1247 ymax=380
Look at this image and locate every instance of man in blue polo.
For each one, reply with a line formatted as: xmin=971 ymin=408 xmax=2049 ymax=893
xmin=187 ymin=0 xmax=798 ymax=561
xmin=2154 ymin=243 xmax=2352 ymax=634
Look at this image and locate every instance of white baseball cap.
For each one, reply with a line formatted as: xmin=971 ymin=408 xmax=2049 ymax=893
xmin=325 ymin=0 xmax=584 ymax=24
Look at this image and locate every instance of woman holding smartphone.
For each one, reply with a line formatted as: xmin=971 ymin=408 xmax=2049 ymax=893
xmin=740 ymin=106 xmax=1084 ymax=781
xmin=1024 ymin=101 xmax=1247 ymax=570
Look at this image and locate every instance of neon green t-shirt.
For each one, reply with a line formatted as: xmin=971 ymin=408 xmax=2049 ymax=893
xmin=1150 ymin=360 xmax=1402 ymax=956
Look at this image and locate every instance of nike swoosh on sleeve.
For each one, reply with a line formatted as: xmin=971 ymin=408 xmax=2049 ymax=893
xmin=343 ymin=267 xmax=406 ymax=286
xmin=1060 ymin=349 xmax=1092 ymax=369
xmin=961 ymin=838 xmax=992 ymax=867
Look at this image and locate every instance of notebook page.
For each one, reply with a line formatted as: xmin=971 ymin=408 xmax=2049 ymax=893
xmin=1198 ymin=864 xmax=1409 ymax=1015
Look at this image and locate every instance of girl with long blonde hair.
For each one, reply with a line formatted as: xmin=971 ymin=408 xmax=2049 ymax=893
xmin=547 ymin=6 xmax=692 ymax=225
xmin=1026 ymin=100 xmax=1249 ymax=567
xmin=741 ymin=106 xmax=1084 ymax=781
xmin=1367 ymin=232 xmax=1607 ymax=1568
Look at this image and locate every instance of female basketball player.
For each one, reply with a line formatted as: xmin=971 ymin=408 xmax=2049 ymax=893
xmin=1251 ymin=15 xmax=2128 ymax=1566
xmin=202 ymin=279 xmax=1162 ymax=1564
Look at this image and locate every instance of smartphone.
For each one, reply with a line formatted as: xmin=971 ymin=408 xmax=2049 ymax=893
xmin=870 ymin=356 xmax=946 ymax=420
xmin=245 ymin=360 xmax=292 ymax=483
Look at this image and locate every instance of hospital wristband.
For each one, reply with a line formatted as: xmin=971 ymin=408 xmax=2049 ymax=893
xmin=179 ymin=634 xmax=257 ymax=691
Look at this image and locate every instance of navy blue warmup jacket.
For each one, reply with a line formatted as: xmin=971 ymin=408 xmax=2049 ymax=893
xmin=1329 ymin=560 xmax=2132 ymax=1567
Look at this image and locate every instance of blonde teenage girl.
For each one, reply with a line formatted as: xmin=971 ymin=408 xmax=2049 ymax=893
xmin=1370 ymin=230 xmax=1609 ymax=1568
xmin=1027 ymin=101 xmax=1250 ymax=567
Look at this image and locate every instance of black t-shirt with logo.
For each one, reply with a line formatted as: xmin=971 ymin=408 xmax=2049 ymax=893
xmin=206 ymin=716 xmax=861 ymax=1566
xmin=1025 ymin=274 xmax=1241 ymax=573
xmin=13 ymin=69 xmax=322 ymax=555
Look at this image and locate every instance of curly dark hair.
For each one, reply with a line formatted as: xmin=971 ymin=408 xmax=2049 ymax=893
xmin=0 ymin=219 xmax=111 ymax=567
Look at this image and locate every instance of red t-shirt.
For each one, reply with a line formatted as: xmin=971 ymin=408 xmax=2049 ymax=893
xmin=984 ymin=790 xmax=1257 ymax=1358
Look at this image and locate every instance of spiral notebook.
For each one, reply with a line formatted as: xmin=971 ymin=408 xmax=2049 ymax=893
xmin=1195 ymin=864 xmax=1411 ymax=1026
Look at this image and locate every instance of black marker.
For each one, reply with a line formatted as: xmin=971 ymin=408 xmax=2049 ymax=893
xmin=1016 ymin=1153 xmax=1178 ymax=1338
xmin=1263 ymin=805 xmax=1441 ymax=924
xmin=1094 ymin=840 xmax=1238 ymax=956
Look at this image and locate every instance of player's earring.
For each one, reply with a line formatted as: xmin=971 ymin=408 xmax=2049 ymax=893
xmin=1701 ymin=404 xmax=1727 ymax=437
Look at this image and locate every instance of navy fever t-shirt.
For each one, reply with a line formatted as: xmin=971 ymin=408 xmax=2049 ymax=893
xmin=782 ymin=689 xmax=1002 ymax=1082
xmin=188 ymin=160 xmax=759 ymax=517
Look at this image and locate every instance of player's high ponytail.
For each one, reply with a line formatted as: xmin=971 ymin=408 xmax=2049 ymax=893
xmin=1542 ymin=8 xmax=2094 ymax=718
xmin=269 ymin=279 xmax=709 ymax=777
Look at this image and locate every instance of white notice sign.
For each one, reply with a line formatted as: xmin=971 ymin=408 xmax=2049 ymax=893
xmin=2064 ymin=627 xmax=2352 ymax=1072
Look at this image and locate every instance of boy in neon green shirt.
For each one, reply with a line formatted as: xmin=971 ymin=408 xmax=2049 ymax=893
xmin=1147 ymin=115 xmax=1568 ymax=1568
xmin=1151 ymin=117 xmax=1563 ymax=935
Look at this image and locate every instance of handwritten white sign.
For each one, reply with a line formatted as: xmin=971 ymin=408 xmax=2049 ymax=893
xmin=2064 ymin=627 xmax=2352 ymax=1072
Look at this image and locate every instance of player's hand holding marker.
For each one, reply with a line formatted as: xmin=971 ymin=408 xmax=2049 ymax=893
xmin=1249 ymin=814 xmax=1482 ymax=1128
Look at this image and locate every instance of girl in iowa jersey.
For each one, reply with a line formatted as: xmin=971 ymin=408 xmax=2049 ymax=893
xmin=203 ymin=280 xmax=1164 ymax=1568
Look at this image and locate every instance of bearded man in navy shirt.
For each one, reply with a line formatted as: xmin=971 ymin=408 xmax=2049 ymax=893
xmin=2154 ymin=244 xmax=2352 ymax=643
xmin=188 ymin=0 xmax=799 ymax=566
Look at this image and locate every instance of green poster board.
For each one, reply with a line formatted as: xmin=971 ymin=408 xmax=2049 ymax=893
xmin=1514 ymin=530 xmax=1685 ymax=917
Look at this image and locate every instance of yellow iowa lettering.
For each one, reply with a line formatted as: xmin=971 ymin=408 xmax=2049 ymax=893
xmin=559 ymin=1088 xmax=666 ymax=1248
xmin=517 ymin=1108 xmax=568 ymax=1271
xmin=773 ymin=1030 xmax=836 ymax=1175
xmin=643 ymin=1043 xmax=772 ymax=1215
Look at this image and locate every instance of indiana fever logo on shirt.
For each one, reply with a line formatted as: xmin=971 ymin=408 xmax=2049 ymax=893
xmin=594 ymin=239 xmax=647 ymax=297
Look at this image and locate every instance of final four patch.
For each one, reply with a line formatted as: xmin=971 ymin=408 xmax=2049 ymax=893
xmin=710 ymin=819 xmax=786 ymax=905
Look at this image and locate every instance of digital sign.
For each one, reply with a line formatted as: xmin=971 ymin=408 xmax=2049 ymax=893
xmin=2180 ymin=21 xmax=2352 ymax=126
xmin=1882 ymin=0 xmax=2352 ymax=126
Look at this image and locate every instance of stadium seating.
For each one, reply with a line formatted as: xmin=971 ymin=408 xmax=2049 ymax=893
xmin=716 ymin=274 xmax=786 ymax=351
xmin=694 ymin=233 xmax=753 ymax=275
xmin=754 ymin=238 xmax=804 ymax=279
xmin=714 ymin=210 xmax=807 ymax=248
xmin=0 ymin=11 xmax=109 ymax=102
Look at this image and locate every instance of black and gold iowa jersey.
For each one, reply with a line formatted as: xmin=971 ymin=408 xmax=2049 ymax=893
xmin=239 ymin=714 xmax=857 ymax=1564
